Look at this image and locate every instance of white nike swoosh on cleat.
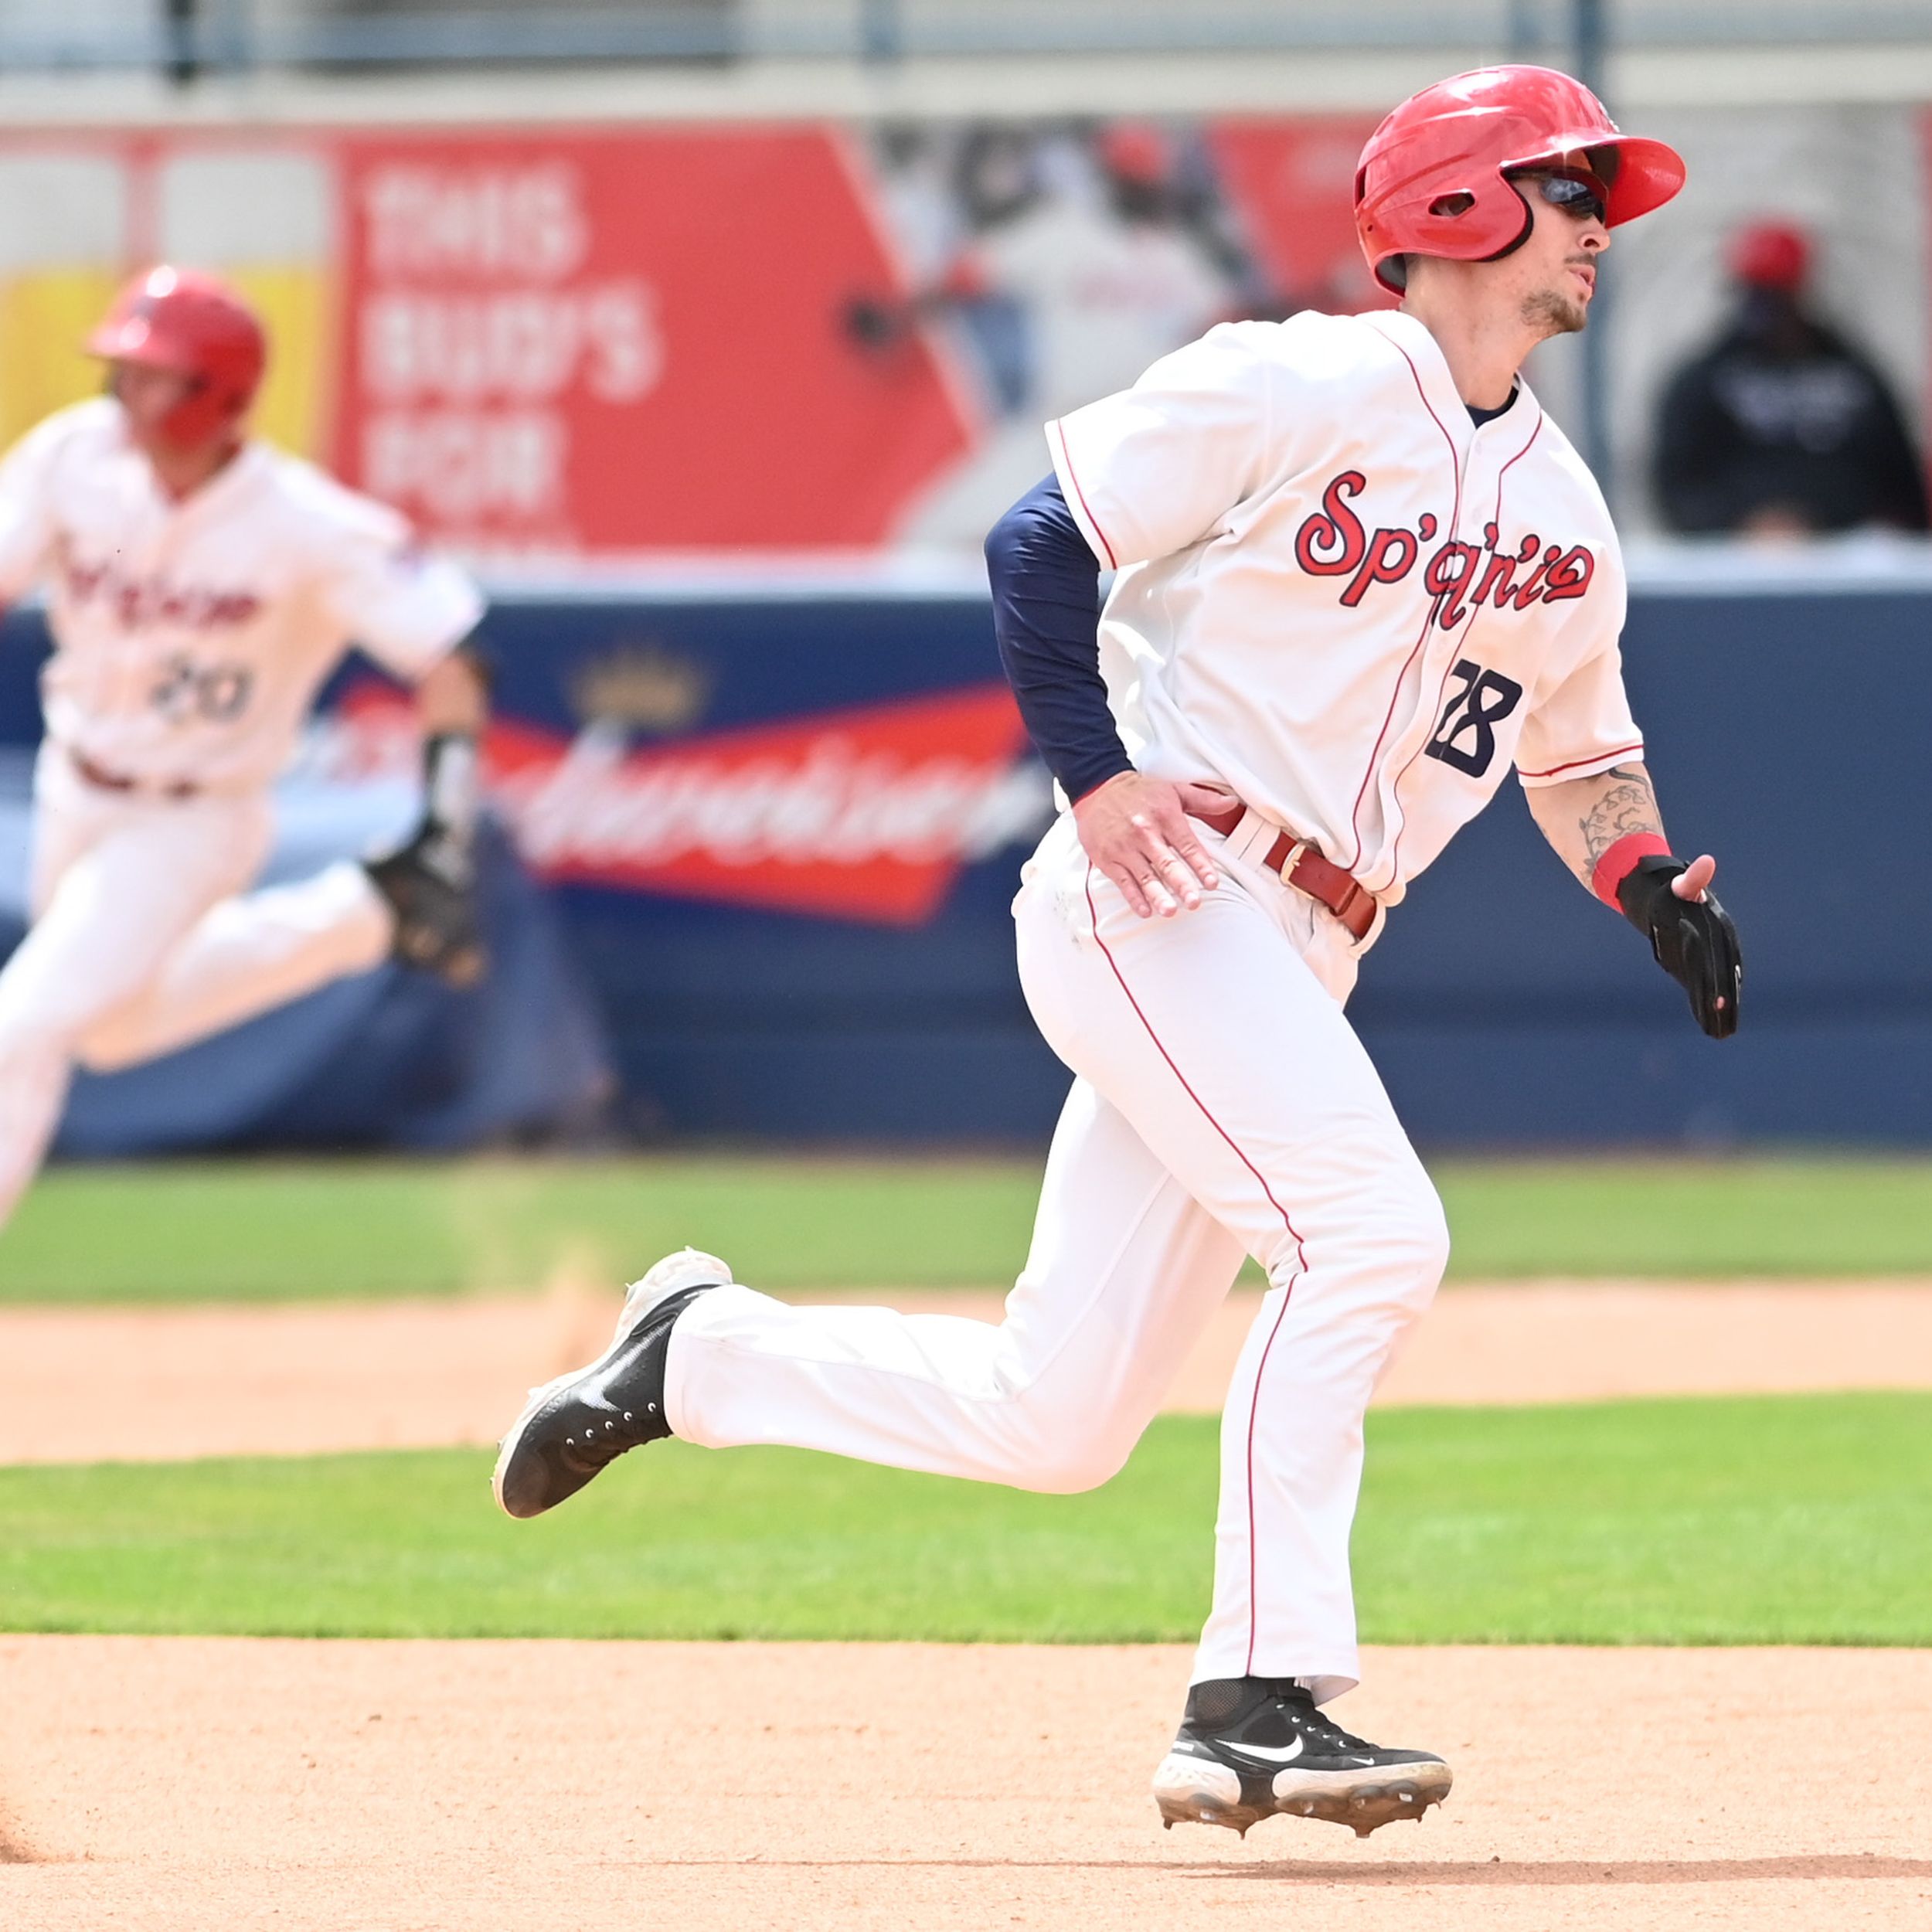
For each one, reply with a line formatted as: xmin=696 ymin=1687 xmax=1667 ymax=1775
xmin=1232 ymin=1736 xmax=1305 ymax=1764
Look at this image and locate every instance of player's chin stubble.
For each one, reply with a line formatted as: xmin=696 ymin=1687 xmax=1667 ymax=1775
xmin=1521 ymin=287 xmax=1589 ymax=337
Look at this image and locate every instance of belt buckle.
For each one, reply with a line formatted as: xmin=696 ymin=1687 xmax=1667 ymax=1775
xmin=1275 ymin=838 xmax=1308 ymax=887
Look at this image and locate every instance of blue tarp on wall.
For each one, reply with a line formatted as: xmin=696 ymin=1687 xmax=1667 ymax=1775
xmin=3 ymin=557 xmax=1929 ymax=1148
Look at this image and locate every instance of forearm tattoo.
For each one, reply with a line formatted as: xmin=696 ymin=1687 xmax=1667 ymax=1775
xmin=1575 ymin=765 xmax=1662 ymax=883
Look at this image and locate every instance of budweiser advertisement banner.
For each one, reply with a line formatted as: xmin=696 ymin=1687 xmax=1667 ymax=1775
xmin=318 ymin=647 xmax=1046 ymax=927
xmin=0 ymin=116 xmax=1383 ymax=560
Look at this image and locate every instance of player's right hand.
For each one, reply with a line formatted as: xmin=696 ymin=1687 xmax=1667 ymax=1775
xmin=1072 ymin=771 xmax=1225 ymax=920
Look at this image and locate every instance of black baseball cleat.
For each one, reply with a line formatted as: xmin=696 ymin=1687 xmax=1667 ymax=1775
xmin=364 ymin=832 xmax=487 ymax=988
xmin=1151 ymin=1677 xmax=1452 ymax=1838
xmin=492 ymin=1248 xmax=730 ymax=1519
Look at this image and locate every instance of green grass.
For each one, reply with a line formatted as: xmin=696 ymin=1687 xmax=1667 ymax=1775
xmin=1434 ymin=1158 xmax=1932 ymax=1279
xmin=5 ymin=1153 xmax=1932 ymax=1303
xmin=1 ymin=1393 xmax=1924 ymax=1645
xmin=0 ymin=1155 xmax=1046 ymax=1302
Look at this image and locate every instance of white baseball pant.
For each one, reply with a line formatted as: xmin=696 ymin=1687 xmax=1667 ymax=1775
xmin=0 ymin=746 xmax=396 ymax=1228
xmin=666 ymin=808 xmax=1447 ymax=1704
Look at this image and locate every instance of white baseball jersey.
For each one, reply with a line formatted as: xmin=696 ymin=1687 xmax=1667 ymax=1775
xmin=1046 ymin=307 xmax=1643 ymax=904
xmin=0 ymin=398 xmax=483 ymax=795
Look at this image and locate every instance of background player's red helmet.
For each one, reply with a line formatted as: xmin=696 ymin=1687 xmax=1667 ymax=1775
xmin=1354 ymin=66 xmax=1686 ymax=294
xmin=86 ymin=266 xmax=267 ymax=447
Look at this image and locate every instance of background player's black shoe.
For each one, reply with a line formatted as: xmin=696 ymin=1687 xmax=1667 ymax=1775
xmin=1151 ymin=1676 xmax=1451 ymax=1838
xmin=364 ymin=824 xmax=486 ymax=988
xmin=492 ymin=1248 xmax=730 ymax=1519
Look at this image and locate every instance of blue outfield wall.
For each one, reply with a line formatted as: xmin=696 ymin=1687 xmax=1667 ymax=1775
xmin=2 ymin=564 xmax=1929 ymax=1148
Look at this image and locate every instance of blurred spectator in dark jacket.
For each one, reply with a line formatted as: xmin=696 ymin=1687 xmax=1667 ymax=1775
xmin=1653 ymin=220 xmax=1930 ymax=539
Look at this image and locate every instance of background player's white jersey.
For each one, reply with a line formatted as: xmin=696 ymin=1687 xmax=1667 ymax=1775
xmin=0 ymin=399 xmax=483 ymax=795
xmin=1048 ymin=308 xmax=1643 ymax=906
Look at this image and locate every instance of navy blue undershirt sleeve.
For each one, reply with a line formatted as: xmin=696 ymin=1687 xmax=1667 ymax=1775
xmin=985 ymin=473 xmax=1134 ymax=805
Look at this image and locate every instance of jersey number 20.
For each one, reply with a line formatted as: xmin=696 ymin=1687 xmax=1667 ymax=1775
xmin=151 ymin=654 xmax=255 ymax=725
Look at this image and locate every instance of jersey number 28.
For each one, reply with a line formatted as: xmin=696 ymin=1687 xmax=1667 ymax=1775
xmin=1424 ymin=658 xmax=1523 ymax=778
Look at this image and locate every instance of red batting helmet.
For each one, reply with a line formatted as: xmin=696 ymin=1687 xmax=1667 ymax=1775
xmin=86 ymin=266 xmax=267 ymax=447
xmin=1355 ymin=66 xmax=1685 ymax=294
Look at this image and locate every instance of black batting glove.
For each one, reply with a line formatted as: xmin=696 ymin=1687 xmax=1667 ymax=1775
xmin=1616 ymin=855 xmax=1742 ymax=1040
xmin=363 ymin=729 xmax=488 ymax=988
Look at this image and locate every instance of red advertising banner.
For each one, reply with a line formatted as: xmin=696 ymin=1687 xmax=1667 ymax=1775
xmin=332 ymin=129 xmax=976 ymax=556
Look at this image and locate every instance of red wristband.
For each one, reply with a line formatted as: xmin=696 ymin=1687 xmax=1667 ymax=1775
xmin=1592 ymin=832 xmax=1672 ymax=909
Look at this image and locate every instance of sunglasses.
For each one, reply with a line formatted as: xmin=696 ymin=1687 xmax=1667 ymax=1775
xmin=1515 ymin=169 xmax=1610 ymax=226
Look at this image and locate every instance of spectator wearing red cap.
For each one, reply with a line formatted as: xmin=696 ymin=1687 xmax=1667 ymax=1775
xmin=1652 ymin=217 xmax=1928 ymax=538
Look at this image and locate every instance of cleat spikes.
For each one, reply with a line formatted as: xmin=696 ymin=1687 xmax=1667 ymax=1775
xmin=1149 ymin=1679 xmax=1452 ymax=1840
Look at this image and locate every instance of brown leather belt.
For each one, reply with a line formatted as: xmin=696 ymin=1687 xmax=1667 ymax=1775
xmin=1189 ymin=799 xmax=1379 ymax=942
xmin=64 ymin=746 xmax=201 ymax=802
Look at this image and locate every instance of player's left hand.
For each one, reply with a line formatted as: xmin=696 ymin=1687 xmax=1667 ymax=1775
xmin=1616 ymin=853 xmax=1741 ymax=1039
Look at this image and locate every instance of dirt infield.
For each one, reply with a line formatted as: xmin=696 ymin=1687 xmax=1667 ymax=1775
xmin=5 ymin=1291 xmax=1927 ymax=1930
xmin=0 ymin=1638 xmax=1925 ymax=1932
xmin=2 ymin=1279 xmax=1930 ymax=1464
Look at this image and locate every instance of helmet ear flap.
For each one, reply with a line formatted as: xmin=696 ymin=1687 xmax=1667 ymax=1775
xmin=1393 ymin=177 xmax=1535 ymax=287
xmin=1478 ymin=178 xmax=1538 ymax=264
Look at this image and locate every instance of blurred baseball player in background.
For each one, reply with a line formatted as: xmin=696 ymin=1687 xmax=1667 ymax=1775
xmin=491 ymin=69 xmax=1742 ymax=1839
xmin=0 ymin=265 xmax=489 ymax=1230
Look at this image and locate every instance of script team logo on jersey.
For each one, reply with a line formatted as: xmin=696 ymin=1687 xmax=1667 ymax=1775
xmin=59 ymin=549 xmax=263 ymax=631
xmin=1292 ymin=470 xmax=1596 ymax=628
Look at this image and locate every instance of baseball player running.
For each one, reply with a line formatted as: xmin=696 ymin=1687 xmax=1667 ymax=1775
xmin=492 ymin=69 xmax=1742 ymax=1838
xmin=0 ymin=266 xmax=488 ymax=1230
